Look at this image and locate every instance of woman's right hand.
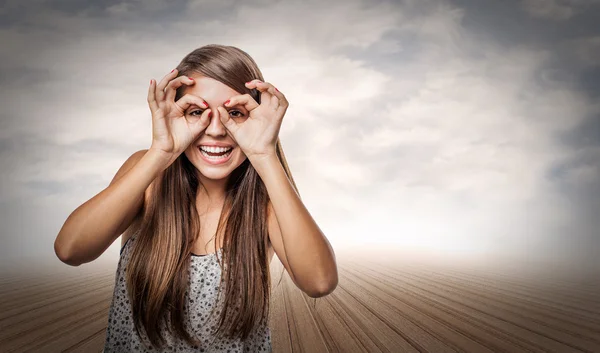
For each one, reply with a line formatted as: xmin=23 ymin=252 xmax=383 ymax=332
xmin=147 ymin=68 xmax=212 ymax=166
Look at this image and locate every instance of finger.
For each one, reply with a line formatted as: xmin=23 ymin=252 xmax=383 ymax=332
xmin=271 ymin=86 xmax=289 ymax=114
xmin=244 ymin=79 xmax=262 ymax=88
xmin=276 ymin=100 xmax=289 ymax=115
xmin=156 ymin=68 xmax=179 ymax=102
xmin=189 ymin=108 xmax=212 ymax=135
xmin=270 ymin=95 xmax=280 ymax=110
xmin=256 ymin=81 xmax=274 ymax=108
xmin=165 ymin=75 xmax=195 ymax=103
xmin=216 ymin=106 xmax=239 ymax=135
xmin=249 ymin=81 xmax=280 ymax=109
xmin=264 ymin=85 xmax=280 ymax=110
xmin=147 ymin=79 xmax=159 ymax=113
xmin=224 ymin=93 xmax=260 ymax=112
xmin=246 ymin=80 xmax=271 ymax=96
xmin=175 ymin=94 xmax=209 ymax=114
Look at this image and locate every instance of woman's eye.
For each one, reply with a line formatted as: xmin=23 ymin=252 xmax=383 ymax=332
xmin=230 ymin=110 xmax=245 ymax=118
xmin=190 ymin=110 xmax=204 ymax=116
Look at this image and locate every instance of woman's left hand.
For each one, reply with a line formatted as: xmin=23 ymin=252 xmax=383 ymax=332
xmin=216 ymin=80 xmax=288 ymax=162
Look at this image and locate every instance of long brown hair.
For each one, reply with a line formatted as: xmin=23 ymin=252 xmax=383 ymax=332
xmin=125 ymin=44 xmax=299 ymax=350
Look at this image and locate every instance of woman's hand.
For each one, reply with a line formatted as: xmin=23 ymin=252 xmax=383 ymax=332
xmin=216 ymin=79 xmax=289 ymax=162
xmin=148 ymin=68 xmax=212 ymax=166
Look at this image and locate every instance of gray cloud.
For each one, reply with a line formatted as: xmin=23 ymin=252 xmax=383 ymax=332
xmin=1 ymin=0 xmax=599 ymax=274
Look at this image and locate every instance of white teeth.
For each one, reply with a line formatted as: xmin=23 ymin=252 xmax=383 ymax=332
xmin=199 ymin=146 xmax=232 ymax=153
xmin=200 ymin=148 xmax=232 ymax=160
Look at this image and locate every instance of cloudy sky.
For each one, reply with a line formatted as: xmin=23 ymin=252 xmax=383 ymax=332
xmin=1 ymin=0 xmax=599 ymax=275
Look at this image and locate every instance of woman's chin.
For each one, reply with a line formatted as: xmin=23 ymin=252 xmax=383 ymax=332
xmin=197 ymin=168 xmax=231 ymax=181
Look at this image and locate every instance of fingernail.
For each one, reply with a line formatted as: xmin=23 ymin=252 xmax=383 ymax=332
xmin=203 ymin=102 xmax=208 ymax=107
xmin=224 ymin=100 xmax=230 ymax=106
xmin=170 ymin=69 xmax=175 ymax=73
xmin=188 ymin=76 xmax=194 ymax=81
xmin=275 ymin=87 xmax=279 ymax=92
xmin=208 ymin=112 xmax=213 ymax=118
xmin=150 ymin=79 xmax=153 ymax=85
xmin=245 ymin=81 xmax=251 ymax=84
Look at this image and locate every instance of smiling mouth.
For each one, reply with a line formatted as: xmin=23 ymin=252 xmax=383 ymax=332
xmin=198 ymin=146 xmax=233 ymax=160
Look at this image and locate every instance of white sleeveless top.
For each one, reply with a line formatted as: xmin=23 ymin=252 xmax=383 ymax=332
xmin=103 ymin=232 xmax=272 ymax=352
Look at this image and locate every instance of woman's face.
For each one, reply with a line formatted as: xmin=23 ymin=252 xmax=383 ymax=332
xmin=182 ymin=74 xmax=249 ymax=181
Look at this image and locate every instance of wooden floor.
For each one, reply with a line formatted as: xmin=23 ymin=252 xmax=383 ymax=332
xmin=1 ymin=250 xmax=599 ymax=352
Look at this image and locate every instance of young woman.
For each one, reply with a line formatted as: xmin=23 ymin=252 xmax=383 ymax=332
xmin=54 ymin=44 xmax=338 ymax=352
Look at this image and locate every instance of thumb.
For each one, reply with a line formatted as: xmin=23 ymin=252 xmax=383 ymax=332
xmin=217 ymin=106 xmax=238 ymax=134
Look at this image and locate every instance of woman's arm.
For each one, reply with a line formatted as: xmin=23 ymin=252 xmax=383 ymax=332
xmin=54 ymin=148 xmax=169 ymax=266
xmin=253 ymin=154 xmax=338 ymax=298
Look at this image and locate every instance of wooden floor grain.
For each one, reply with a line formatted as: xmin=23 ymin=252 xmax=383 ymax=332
xmin=1 ymin=251 xmax=598 ymax=352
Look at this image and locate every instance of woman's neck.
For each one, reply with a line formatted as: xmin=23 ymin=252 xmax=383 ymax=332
xmin=196 ymin=176 xmax=227 ymax=214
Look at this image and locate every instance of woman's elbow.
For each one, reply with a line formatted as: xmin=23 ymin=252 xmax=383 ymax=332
xmin=307 ymin=276 xmax=338 ymax=298
xmin=54 ymin=238 xmax=81 ymax=266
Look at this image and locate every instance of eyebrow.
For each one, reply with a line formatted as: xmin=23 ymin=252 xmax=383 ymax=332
xmin=186 ymin=100 xmax=243 ymax=109
xmin=186 ymin=102 xmax=206 ymax=109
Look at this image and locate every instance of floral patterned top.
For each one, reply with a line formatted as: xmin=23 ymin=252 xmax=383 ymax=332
xmin=103 ymin=232 xmax=271 ymax=352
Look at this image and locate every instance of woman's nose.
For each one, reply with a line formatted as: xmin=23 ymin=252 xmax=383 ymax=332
xmin=204 ymin=108 xmax=227 ymax=137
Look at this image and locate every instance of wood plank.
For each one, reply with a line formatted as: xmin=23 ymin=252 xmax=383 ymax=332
xmin=0 ymin=253 xmax=598 ymax=352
